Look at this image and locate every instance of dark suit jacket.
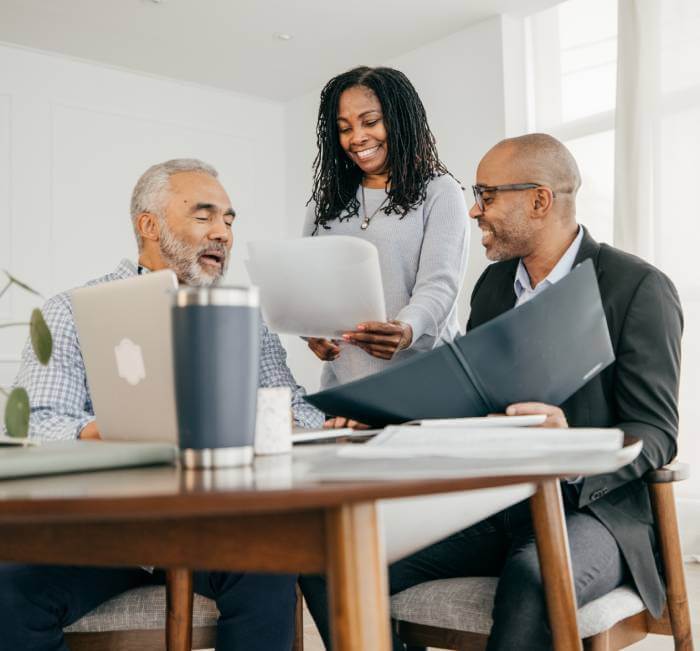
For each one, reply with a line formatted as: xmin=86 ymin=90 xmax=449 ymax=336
xmin=466 ymin=227 xmax=683 ymax=618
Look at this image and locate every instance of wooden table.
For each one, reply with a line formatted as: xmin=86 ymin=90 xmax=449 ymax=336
xmin=0 ymin=439 xmax=641 ymax=651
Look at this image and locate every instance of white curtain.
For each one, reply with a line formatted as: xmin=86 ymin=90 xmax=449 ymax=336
xmin=615 ymin=0 xmax=700 ymax=556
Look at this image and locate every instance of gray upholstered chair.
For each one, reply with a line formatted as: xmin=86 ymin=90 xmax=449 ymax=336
xmin=64 ymin=586 xmax=217 ymax=650
xmin=391 ymin=463 xmax=693 ymax=651
xmin=64 ymin=583 xmax=305 ymax=650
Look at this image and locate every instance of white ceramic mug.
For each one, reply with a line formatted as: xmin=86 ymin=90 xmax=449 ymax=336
xmin=254 ymin=387 xmax=292 ymax=455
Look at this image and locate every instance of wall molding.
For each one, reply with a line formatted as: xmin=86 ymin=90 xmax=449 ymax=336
xmin=47 ymin=100 xmax=260 ymax=293
xmin=0 ymin=92 xmax=12 ymax=321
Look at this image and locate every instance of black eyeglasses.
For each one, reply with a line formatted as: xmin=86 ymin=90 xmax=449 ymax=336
xmin=471 ymin=183 xmax=555 ymax=212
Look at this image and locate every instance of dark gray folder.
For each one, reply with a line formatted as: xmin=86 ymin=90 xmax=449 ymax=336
xmin=304 ymin=259 xmax=614 ymax=427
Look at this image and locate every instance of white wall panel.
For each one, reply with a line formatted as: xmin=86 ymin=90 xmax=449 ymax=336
xmin=50 ymin=103 xmax=258 ymax=290
xmin=0 ymin=43 xmax=286 ymax=375
xmin=0 ymin=94 xmax=11 ymax=321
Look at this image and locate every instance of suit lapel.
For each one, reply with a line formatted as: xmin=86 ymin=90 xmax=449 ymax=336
xmin=468 ymin=260 xmax=519 ymax=329
xmin=573 ymin=226 xmax=604 ymax=283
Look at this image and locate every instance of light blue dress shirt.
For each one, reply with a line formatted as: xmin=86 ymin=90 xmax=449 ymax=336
xmin=513 ymin=226 xmax=584 ymax=306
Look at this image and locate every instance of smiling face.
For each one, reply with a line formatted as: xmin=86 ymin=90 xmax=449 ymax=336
xmin=468 ymin=146 xmax=536 ymax=262
xmin=336 ymin=85 xmax=389 ymax=181
xmin=158 ymin=171 xmax=235 ymax=286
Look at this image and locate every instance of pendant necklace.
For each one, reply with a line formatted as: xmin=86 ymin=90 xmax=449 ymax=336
xmin=360 ymin=184 xmax=389 ymax=230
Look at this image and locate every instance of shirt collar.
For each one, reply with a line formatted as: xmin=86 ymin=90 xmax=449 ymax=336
xmin=514 ymin=225 xmax=583 ymax=298
xmin=114 ymin=259 xmax=138 ymax=279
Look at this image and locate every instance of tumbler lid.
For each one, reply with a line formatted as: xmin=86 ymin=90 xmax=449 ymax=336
xmin=173 ymin=285 xmax=259 ymax=307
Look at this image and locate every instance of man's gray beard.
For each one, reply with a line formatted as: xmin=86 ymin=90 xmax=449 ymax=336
xmin=158 ymin=220 xmax=228 ymax=287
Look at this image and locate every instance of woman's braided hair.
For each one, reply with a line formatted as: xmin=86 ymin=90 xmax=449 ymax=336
xmin=309 ymin=66 xmax=453 ymax=234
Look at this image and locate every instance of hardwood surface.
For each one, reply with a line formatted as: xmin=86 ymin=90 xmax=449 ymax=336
xmin=65 ymin=627 xmax=216 ymax=651
xmin=0 ymin=440 xmax=642 ymax=523
xmin=166 ymin=569 xmax=193 ymax=651
xmin=325 ymin=502 xmax=391 ymax=651
xmin=530 ymin=480 xmax=582 ymax=651
xmin=0 ymin=441 xmax=642 ymax=651
xmin=0 ymin=512 xmax=327 ymax=572
xmin=649 ymin=481 xmax=694 ymax=649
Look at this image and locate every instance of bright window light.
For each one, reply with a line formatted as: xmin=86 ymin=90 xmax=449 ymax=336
xmin=524 ymin=0 xmax=618 ymax=244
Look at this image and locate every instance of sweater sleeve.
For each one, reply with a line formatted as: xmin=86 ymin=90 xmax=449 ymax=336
xmin=395 ymin=176 xmax=469 ymax=351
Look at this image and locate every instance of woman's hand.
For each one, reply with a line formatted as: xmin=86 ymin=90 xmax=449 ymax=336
xmin=307 ymin=338 xmax=341 ymax=361
xmin=342 ymin=320 xmax=413 ymax=360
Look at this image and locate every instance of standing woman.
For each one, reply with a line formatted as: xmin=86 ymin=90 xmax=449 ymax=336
xmin=304 ymin=66 xmax=469 ymax=395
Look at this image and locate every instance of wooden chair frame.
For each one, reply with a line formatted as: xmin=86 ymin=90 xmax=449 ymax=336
xmin=395 ymin=463 xmax=694 ymax=651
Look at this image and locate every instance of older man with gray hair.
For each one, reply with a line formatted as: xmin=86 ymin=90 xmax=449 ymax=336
xmin=0 ymin=158 xmax=323 ymax=650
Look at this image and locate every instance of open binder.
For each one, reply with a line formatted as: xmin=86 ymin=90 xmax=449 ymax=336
xmin=304 ymin=259 xmax=614 ymax=426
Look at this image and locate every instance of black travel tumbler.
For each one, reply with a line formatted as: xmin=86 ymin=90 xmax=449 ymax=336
xmin=171 ymin=286 xmax=260 ymax=468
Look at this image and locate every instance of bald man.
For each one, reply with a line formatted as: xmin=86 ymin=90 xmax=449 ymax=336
xmin=301 ymin=134 xmax=683 ymax=651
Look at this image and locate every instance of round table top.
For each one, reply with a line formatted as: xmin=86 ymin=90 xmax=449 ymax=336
xmin=0 ymin=438 xmax=642 ymax=523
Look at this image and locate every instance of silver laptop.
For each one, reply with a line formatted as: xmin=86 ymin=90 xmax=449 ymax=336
xmin=71 ymin=270 xmax=179 ymax=443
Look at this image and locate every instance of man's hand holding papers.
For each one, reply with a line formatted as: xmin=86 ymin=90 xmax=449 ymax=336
xmin=505 ymin=402 xmax=568 ymax=428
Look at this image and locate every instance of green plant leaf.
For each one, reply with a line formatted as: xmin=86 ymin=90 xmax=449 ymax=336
xmin=30 ymin=308 xmax=52 ymax=365
xmin=3 ymin=270 xmax=42 ymax=297
xmin=4 ymin=387 xmax=29 ymax=438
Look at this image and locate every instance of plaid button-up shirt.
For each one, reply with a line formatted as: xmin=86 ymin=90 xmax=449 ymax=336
xmin=12 ymin=259 xmax=324 ymax=440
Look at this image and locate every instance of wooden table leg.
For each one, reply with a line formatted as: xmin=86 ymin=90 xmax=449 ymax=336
xmin=325 ymin=501 xmax=392 ymax=651
xmin=530 ymin=480 xmax=582 ymax=651
xmin=166 ymin=568 xmax=194 ymax=651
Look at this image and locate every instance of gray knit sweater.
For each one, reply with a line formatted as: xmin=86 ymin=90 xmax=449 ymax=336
xmin=303 ymin=173 xmax=469 ymax=389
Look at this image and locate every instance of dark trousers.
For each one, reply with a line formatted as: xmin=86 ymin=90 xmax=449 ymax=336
xmin=0 ymin=564 xmax=297 ymax=651
xmin=301 ymin=495 xmax=627 ymax=651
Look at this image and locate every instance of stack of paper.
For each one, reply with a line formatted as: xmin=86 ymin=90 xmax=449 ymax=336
xmin=404 ymin=415 xmax=546 ymax=428
xmin=339 ymin=427 xmax=623 ymax=460
xmin=301 ymin=426 xmax=634 ymax=482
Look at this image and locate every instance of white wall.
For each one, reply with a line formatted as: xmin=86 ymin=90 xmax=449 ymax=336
xmin=283 ymin=16 xmax=512 ymax=393
xmin=0 ymin=43 xmax=287 ymax=400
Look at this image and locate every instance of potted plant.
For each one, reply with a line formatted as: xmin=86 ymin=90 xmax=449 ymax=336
xmin=1 ymin=271 xmax=52 ymax=438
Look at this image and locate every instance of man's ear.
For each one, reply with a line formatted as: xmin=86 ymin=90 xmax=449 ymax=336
xmin=532 ymin=187 xmax=555 ymax=217
xmin=136 ymin=212 xmax=160 ymax=243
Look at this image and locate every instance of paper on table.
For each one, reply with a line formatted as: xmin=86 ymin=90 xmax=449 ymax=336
xmin=338 ymin=426 xmax=623 ymax=459
xmin=246 ymin=236 xmax=386 ymax=338
xmin=302 ymin=440 xmax=642 ymax=482
xmin=404 ymin=415 xmax=547 ymax=428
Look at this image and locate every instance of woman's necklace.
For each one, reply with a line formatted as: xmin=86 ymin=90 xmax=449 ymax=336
xmin=360 ymin=184 xmax=389 ymax=230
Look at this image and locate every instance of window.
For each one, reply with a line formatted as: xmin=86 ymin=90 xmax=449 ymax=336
xmin=524 ymin=0 xmax=700 ymax=506
xmin=524 ymin=0 xmax=618 ymax=243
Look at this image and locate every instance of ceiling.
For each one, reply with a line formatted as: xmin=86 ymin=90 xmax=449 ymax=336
xmin=0 ymin=0 xmax=561 ymax=101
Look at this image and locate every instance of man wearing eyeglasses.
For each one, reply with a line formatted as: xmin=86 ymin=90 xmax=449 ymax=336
xmin=381 ymin=134 xmax=682 ymax=650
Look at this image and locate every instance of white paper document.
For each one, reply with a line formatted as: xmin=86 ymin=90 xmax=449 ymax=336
xmin=404 ymin=415 xmax=546 ymax=428
xmin=300 ymin=427 xmax=636 ymax=482
xmin=339 ymin=426 xmax=624 ymax=459
xmin=246 ymin=236 xmax=386 ymax=338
